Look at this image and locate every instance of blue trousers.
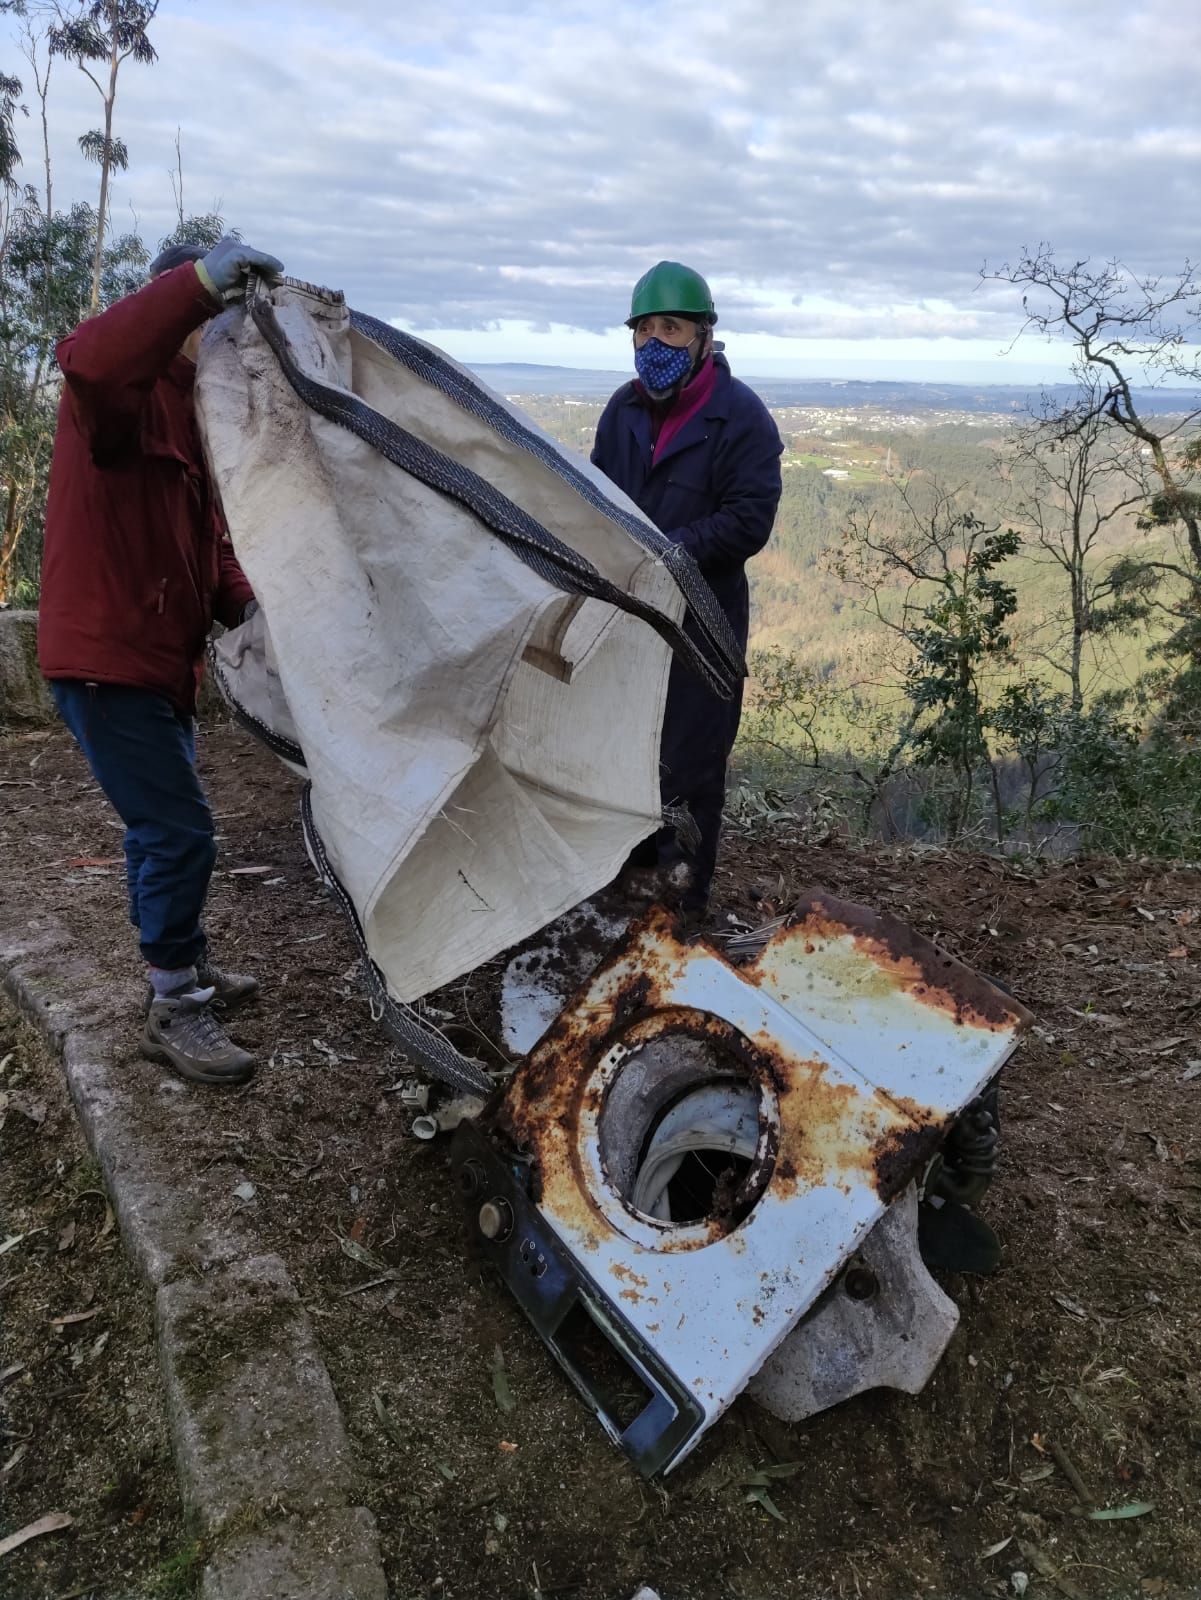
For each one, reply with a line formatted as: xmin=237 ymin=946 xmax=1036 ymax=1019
xmin=50 ymin=681 xmax=215 ymax=970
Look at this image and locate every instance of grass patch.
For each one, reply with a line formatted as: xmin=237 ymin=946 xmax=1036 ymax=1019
xmin=148 ymin=1540 xmax=205 ymax=1597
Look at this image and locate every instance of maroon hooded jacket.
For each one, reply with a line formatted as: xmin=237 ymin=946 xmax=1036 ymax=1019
xmin=37 ymin=262 xmax=254 ymax=714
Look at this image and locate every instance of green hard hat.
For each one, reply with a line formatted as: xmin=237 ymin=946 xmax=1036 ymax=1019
xmin=626 ymin=261 xmax=717 ymax=327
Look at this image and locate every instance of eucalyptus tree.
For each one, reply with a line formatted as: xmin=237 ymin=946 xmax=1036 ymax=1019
xmin=48 ymin=0 xmax=158 ymax=314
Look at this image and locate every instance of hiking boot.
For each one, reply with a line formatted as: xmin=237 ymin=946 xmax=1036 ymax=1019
xmin=195 ymin=958 xmax=260 ymax=1011
xmin=142 ymin=988 xmax=256 ymax=1086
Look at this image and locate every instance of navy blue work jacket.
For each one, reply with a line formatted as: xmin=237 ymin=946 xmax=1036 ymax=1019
xmin=590 ymin=353 xmax=783 ymax=647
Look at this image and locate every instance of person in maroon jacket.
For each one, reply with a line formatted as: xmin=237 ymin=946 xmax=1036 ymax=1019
xmin=38 ymin=236 xmax=283 ymax=1086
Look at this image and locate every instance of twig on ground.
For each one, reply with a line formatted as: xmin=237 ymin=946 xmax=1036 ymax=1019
xmin=1049 ymin=1438 xmax=1094 ymax=1507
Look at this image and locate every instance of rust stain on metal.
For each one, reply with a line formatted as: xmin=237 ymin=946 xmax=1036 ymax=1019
xmin=866 ymin=1090 xmax=954 ymax=1200
xmin=753 ymin=889 xmax=1034 ymax=1034
xmin=498 ymin=921 xmax=790 ymax=1241
xmin=493 ymin=909 xmax=692 ymax=1240
xmin=767 ymin=1047 xmax=884 ymax=1197
xmin=885 ymin=1091 xmax=940 ymax=1124
xmin=611 ymin=1263 xmax=649 ymax=1289
xmin=758 ymin=1040 xmax=952 ymax=1206
xmin=489 ymin=896 xmax=1026 ymax=1258
xmin=869 ymin=1119 xmax=946 ymax=1200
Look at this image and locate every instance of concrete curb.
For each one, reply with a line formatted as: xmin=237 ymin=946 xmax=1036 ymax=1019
xmin=0 ymin=917 xmax=388 ymax=1600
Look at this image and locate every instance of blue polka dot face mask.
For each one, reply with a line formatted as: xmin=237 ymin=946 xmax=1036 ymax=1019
xmin=634 ymin=337 xmax=695 ymax=394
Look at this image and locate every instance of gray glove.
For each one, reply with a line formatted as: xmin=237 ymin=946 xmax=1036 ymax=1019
xmin=241 ymin=599 xmax=259 ymax=624
xmin=197 ymin=237 xmax=284 ymax=299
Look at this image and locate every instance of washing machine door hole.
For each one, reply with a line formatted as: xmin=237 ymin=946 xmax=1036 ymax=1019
xmin=597 ymin=1026 xmax=776 ymax=1233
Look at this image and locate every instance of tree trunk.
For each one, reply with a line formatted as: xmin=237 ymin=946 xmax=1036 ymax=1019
xmin=39 ymin=49 xmax=52 ymax=329
xmin=1070 ymin=564 xmax=1084 ymax=714
xmin=0 ymin=479 xmax=23 ymax=605
xmin=989 ymin=758 xmax=1005 ymax=845
xmin=88 ymin=13 xmax=121 ymax=317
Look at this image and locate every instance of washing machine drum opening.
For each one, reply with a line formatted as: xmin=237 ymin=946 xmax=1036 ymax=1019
xmin=597 ymin=1029 xmax=776 ymax=1232
xmin=631 ymin=1080 xmax=760 ymax=1223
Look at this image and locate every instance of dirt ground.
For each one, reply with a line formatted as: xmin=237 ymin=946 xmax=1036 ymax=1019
xmin=2 ymin=718 xmax=1200 ymax=1600
xmin=0 ymin=995 xmax=193 ymax=1600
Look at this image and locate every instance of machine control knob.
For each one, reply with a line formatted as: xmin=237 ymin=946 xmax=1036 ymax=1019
xmin=478 ymin=1198 xmax=514 ymax=1242
xmin=458 ymin=1160 xmax=487 ymax=1196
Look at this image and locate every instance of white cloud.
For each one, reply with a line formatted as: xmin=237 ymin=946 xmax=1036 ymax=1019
xmin=3 ymin=0 xmax=1197 ymax=376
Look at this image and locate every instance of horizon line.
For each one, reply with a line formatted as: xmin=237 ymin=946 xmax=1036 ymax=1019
xmin=462 ymin=359 xmax=1201 ymax=393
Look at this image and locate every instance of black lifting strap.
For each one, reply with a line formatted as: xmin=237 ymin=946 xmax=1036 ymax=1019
xmin=300 ymin=786 xmax=494 ymax=1102
xmin=247 ymin=290 xmax=745 ymax=700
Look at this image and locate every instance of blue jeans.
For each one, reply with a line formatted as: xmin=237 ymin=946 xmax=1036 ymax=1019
xmin=50 ymin=681 xmax=216 ymax=970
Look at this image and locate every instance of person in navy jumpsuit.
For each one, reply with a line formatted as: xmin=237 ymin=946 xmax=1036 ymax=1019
xmin=591 ymin=261 xmax=782 ymax=912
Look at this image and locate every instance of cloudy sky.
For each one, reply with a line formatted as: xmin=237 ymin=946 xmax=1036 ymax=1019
xmin=4 ymin=0 xmax=1198 ymax=380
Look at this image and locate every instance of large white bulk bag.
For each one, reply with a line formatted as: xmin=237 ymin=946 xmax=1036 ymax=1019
xmin=195 ymin=281 xmax=739 ymax=1068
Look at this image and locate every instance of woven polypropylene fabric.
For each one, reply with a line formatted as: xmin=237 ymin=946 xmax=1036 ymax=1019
xmin=348 ymin=310 xmax=745 ymax=688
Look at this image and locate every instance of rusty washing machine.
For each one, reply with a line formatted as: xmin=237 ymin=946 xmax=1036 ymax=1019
xmin=453 ymin=892 xmax=1032 ymax=1476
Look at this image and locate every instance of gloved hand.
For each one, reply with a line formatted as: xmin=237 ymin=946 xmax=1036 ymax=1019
xmin=196 ymin=237 xmax=284 ymax=299
xmin=241 ymin=599 xmax=259 ymax=624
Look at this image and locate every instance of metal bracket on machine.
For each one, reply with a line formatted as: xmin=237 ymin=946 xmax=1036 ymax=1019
xmin=458 ymin=892 xmax=1032 ymax=1476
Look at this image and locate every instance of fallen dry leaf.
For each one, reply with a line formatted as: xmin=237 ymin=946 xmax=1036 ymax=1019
xmin=0 ymin=1232 xmax=36 ymax=1255
xmin=0 ymin=1510 xmax=73 ymax=1559
xmin=49 ymin=1308 xmax=100 ymax=1328
xmin=1140 ymin=1130 xmax=1171 ymax=1162
xmin=1051 ymin=1293 xmax=1090 ymax=1320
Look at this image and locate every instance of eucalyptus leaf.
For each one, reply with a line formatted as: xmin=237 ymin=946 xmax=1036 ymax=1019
xmin=1086 ymin=1501 xmax=1155 ymax=1521
xmin=490 ymin=1345 xmax=515 ymax=1417
xmin=745 ymin=1484 xmax=786 ymax=1522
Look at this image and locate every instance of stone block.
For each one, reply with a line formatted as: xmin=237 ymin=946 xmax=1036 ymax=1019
xmin=0 ymin=609 xmax=53 ymax=725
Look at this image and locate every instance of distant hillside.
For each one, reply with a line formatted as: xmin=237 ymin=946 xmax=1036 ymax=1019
xmin=469 ymin=363 xmax=1201 ymax=416
xmin=522 ymin=390 xmax=1184 ymax=740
